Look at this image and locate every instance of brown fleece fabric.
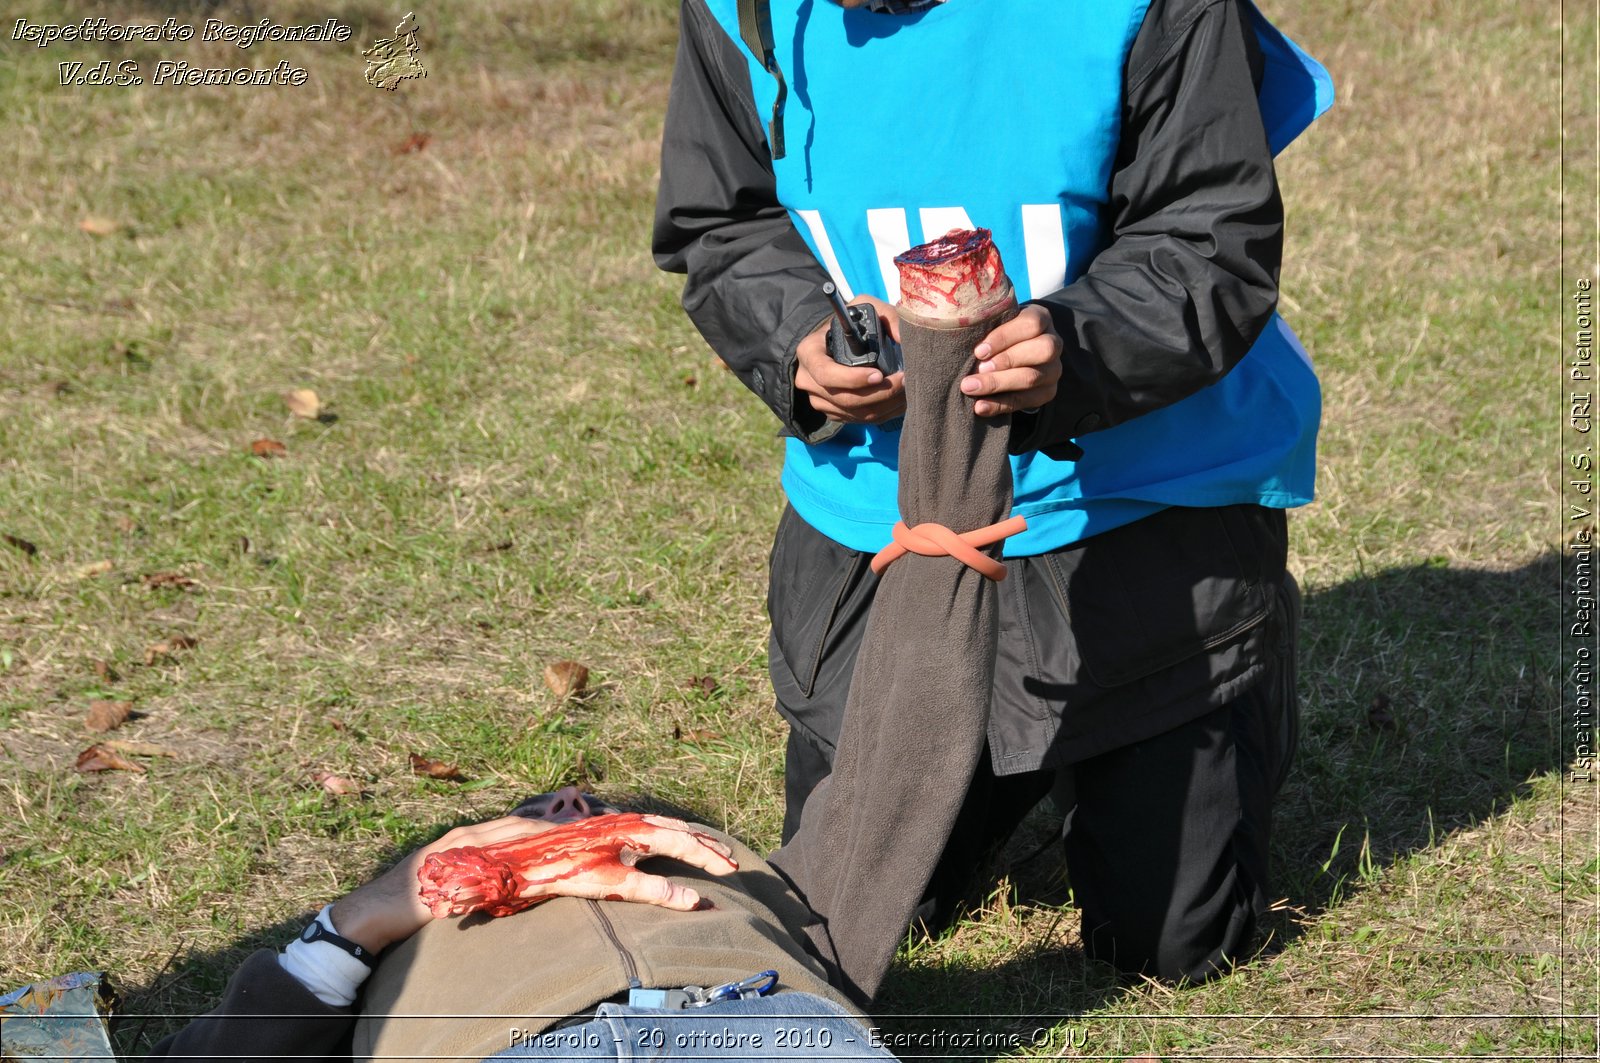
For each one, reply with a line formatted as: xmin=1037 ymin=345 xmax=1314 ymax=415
xmin=352 ymin=827 xmax=853 ymax=1061
xmin=769 ymin=302 xmax=1017 ymax=1002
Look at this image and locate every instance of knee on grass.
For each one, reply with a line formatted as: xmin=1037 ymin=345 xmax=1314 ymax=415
xmin=1082 ymin=895 xmax=1259 ymax=984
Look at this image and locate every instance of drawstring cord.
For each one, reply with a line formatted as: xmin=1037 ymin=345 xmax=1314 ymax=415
xmin=870 ymin=515 xmax=1028 ymax=581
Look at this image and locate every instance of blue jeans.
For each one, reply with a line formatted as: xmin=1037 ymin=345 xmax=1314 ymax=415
xmin=487 ymin=992 xmax=897 ymax=1060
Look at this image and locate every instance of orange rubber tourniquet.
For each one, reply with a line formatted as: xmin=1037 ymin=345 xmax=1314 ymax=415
xmin=869 ymin=515 xmax=1028 ymax=581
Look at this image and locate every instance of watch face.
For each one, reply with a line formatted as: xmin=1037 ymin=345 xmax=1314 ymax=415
xmin=300 ymin=922 xmax=319 ymax=943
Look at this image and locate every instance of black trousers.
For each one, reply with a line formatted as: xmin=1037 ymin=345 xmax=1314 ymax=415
xmin=769 ymin=503 xmax=1298 ymax=982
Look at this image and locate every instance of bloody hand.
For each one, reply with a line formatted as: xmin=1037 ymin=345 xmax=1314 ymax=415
xmin=417 ymin=812 xmax=738 ymax=918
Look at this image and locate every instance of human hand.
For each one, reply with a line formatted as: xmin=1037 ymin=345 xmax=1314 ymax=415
xmin=795 ymin=295 xmax=906 ymax=425
xmin=960 ymin=304 xmax=1064 ymax=417
xmin=330 ymin=815 xmax=557 ymax=955
xmin=416 ymin=812 xmax=738 ymax=919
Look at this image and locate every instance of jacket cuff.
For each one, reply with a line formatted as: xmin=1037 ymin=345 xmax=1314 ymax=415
xmin=1005 ymin=300 xmax=1091 ymax=460
xmin=780 ymin=307 xmax=842 ymax=444
xmin=1008 ymin=408 xmax=1085 ymax=461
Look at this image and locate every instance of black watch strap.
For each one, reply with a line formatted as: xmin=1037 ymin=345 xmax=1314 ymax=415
xmin=298 ymin=917 xmax=378 ymax=968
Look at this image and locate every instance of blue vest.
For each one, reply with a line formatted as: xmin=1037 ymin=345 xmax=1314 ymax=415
xmin=704 ymin=0 xmax=1334 ymax=555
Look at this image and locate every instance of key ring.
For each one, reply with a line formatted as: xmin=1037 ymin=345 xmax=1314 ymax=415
xmin=683 ymin=970 xmax=779 ymax=1008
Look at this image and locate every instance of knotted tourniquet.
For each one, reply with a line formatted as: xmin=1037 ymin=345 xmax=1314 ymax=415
xmin=769 ymin=299 xmax=1020 ymax=1002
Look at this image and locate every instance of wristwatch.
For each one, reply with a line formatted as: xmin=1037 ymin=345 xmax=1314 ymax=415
xmin=299 ymin=916 xmax=378 ymax=968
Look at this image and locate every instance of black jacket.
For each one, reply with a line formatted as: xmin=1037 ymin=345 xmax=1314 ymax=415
xmin=658 ymin=0 xmax=1294 ymax=775
xmin=653 ymin=0 xmax=1283 ymax=455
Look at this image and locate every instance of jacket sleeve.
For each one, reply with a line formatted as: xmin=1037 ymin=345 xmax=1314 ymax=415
xmin=652 ymin=0 xmax=841 ymax=444
xmin=1010 ymin=0 xmax=1282 ymax=458
xmin=144 ymin=949 xmax=353 ymax=1061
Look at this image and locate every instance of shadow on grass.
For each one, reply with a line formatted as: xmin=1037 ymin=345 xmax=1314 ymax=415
xmin=1272 ymin=550 xmax=1559 ymax=920
xmin=869 ymin=551 xmax=1562 ymax=1057
xmin=108 ymin=555 xmax=1560 ymax=1058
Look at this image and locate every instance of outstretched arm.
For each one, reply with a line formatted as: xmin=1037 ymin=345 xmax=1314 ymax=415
xmin=417 ymin=812 xmax=739 ymax=919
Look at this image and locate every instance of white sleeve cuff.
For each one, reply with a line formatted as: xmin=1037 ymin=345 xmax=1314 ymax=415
xmin=277 ymin=904 xmax=372 ymax=1007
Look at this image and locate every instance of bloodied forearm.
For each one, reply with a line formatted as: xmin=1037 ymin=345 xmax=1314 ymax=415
xmin=417 ymin=813 xmax=738 ymax=918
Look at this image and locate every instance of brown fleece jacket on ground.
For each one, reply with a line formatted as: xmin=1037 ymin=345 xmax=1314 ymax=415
xmin=148 ymin=827 xmax=853 ymax=1062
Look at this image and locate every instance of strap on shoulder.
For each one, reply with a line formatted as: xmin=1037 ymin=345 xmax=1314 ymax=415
xmin=736 ymin=0 xmax=788 ymax=159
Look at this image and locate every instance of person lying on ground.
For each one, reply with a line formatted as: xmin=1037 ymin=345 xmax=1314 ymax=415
xmin=146 ymin=787 xmax=898 ymax=1061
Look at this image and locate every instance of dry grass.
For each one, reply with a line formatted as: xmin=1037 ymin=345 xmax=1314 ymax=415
xmin=0 ymin=0 xmax=1592 ymax=1059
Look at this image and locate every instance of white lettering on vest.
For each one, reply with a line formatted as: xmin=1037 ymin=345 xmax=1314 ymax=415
xmin=918 ymin=206 xmax=976 ymax=246
xmin=866 ymin=208 xmax=911 ymax=304
xmin=1020 ymin=203 xmax=1068 ymax=300
xmin=798 ymin=206 xmax=1069 ymax=304
xmin=794 ymin=209 xmax=853 ymax=299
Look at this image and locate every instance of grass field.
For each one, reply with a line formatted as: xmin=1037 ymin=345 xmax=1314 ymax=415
xmin=0 ymin=1 xmax=1594 ymax=1058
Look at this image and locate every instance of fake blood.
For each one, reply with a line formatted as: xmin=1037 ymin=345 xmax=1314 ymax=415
xmin=417 ymin=812 xmax=724 ymax=919
xmin=893 ymin=227 xmax=1012 ymax=322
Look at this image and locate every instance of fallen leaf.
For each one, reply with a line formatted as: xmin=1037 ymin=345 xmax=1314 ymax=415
xmin=103 ymin=739 xmax=176 ymax=758
xmin=484 ymin=539 xmax=514 ymax=552
xmin=394 ymin=132 xmax=432 ymax=154
xmin=79 ymin=215 xmax=121 ymax=236
xmin=409 ymin=753 xmax=464 ymax=781
xmin=77 ymin=560 xmax=114 ymax=579
xmin=1366 ymin=693 xmax=1396 ymax=732
xmin=144 ymin=635 xmax=198 ymax=665
xmin=685 ymin=675 xmax=719 ymax=697
xmin=86 ymin=700 xmax=133 ymax=732
xmin=93 ymin=660 xmax=117 ymax=682
xmin=543 ymin=660 xmax=590 ymax=699
xmin=142 ymin=571 xmax=198 ymax=591
xmin=250 ymin=438 xmax=287 ymax=458
xmin=314 ymin=771 xmax=364 ymax=796
xmin=283 ymin=388 xmax=321 ymax=419
xmin=75 ymin=743 xmax=145 ymax=773
xmin=682 ymin=375 xmax=697 ymax=388
xmin=675 ymin=725 xmax=723 ymax=745
xmin=2 ymin=534 xmax=37 ymax=557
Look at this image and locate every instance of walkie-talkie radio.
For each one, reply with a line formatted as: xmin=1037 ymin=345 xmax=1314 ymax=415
xmin=823 ymin=281 xmax=903 ymax=377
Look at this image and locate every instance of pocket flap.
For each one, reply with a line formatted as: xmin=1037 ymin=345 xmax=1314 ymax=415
xmin=1042 ymin=506 xmax=1275 ymax=688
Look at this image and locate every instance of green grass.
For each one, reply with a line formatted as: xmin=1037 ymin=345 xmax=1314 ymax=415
xmin=0 ymin=1 xmax=1592 ymax=1059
